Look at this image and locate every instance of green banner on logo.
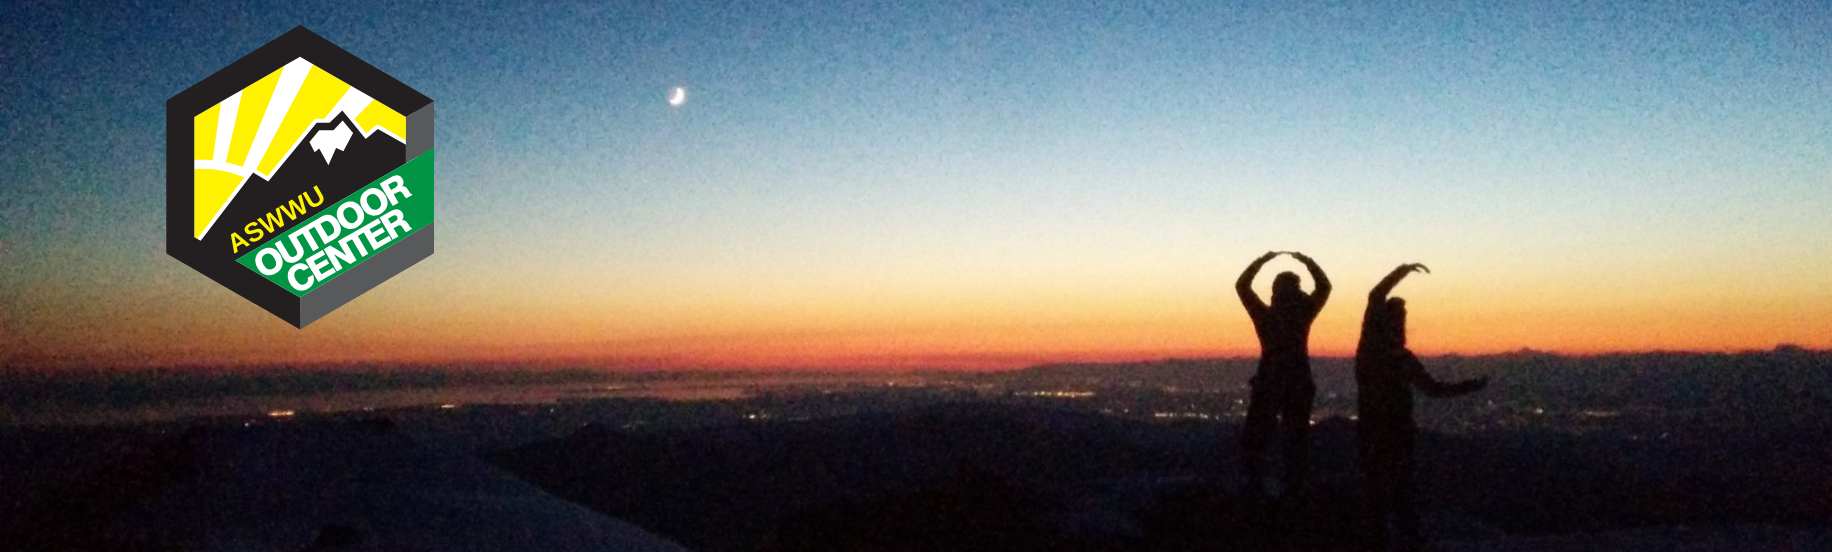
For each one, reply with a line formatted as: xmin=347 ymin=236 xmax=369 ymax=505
xmin=236 ymin=150 xmax=435 ymax=296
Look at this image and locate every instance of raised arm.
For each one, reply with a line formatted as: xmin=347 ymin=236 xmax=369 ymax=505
xmin=1370 ymin=263 xmax=1429 ymax=303
xmin=1236 ymin=251 xmax=1280 ymax=317
xmin=1290 ymin=252 xmax=1331 ymax=310
xmin=1401 ymin=351 xmax=1487 ymax=398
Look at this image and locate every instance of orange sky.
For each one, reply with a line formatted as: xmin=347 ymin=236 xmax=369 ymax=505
xmin=6 ymin=249 xmax=1828 ymax=371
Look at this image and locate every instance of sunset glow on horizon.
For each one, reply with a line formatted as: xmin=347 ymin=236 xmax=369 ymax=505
xmin=4 ymin=1 xmax=1830 ymax=371
xmin=8 ymin=251 xmax=1828 ymax=370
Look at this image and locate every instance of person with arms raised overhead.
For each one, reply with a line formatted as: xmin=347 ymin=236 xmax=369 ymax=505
xmin=1235 ymin=250 xmax=1331 ymax=499
xmin=1355 ymin=263 xmax=1487 ymax=552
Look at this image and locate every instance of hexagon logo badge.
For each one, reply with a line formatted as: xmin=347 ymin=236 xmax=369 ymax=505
xmin=167 ymin=27 xmax=433 ymax=328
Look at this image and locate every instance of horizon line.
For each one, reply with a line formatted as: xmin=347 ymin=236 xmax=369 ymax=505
xmin=4 ymin=344 xmax=1823 ymax=374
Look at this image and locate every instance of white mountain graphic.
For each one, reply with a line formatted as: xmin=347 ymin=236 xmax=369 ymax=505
xmin=308 ymin=118 xmax=356 ymax=164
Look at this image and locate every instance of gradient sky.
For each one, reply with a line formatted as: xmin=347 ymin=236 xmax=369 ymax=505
xmin=3 ymin=0 xmax=1829 ymax=370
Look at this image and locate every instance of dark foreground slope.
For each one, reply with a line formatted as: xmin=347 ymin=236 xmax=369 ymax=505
xmin=1 ymin=421 xmax=686 ymax=552
xmin=492 ymin=404 xmax=1211 ymax=552
xmin=491 ymin=403 xmax=1830 ymax=552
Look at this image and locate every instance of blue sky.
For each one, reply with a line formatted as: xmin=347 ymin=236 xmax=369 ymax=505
xmin=2 ymin=0 xmax=1829 ymax=367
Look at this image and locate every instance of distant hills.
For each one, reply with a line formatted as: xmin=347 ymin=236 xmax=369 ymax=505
xmin=4 ymin=348 xmax=1828 ymax=427
xmin=994 ymin=347 xmax=1832 ymax=422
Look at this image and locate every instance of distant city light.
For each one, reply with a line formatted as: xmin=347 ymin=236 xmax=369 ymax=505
xmin=1151 ymin=411 xmax=1215 ymax=420
xmin=1017 ymin=390 xmax=1095 ymax=398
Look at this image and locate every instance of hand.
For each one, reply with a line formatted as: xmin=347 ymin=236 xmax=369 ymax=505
xmin=1258 ymin=251 xmax=1281 ymax=261
xmin=1397 ymin=263 xmax=1430 ymax=275
xmin=1289 ymin=251 xmax=1313 ymax=263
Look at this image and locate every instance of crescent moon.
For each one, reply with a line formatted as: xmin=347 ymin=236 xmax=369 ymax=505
xmin=668 ymin=87 xmax=686 ymax=107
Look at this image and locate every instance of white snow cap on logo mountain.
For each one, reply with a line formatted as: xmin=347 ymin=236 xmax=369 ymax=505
xmin=308 ymin=119 xmax=355 ymax=164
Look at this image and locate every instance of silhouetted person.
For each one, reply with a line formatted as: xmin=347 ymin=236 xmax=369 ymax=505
xmin=1236 ymin=250 xmax=1331 ymax=498
xmin=1355 ymin=263 xmax=1486 ymax=552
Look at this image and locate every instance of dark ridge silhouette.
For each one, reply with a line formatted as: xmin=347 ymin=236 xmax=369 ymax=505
xmin=1355 ymin=263 xmax=1488 ymax=551
xmin=1235 ymin=251 xmax=1331 ymax=498
xmin=760 ymin=466 xmax=1111 ymax=552
xmin=1136 ymin=473 xmax=1373 ymax=552
xmin=0 ymin=425 xmax=204 ymax=551
xmin=485 ymin=403 xmax=1827 ymax=551
xmin=491 ymin=403 xmax=1204 ymax=552
xmin=5 ymin=396 xmax=1826 ymax=551
xmin=199 ymin=112 xmax=406 ymax=254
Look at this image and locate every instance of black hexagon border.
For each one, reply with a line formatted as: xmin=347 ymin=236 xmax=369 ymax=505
xmin=167 ymin=26 xmax=434 ymax=328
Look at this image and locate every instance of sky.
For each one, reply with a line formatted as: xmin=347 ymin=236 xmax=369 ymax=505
xmin=2 ymin=0 xmax=1829 ymax=370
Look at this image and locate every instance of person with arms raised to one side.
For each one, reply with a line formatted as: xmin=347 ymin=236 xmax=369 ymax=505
xmin=1355 ymin=263 xmax=1487 ymax=552
xmin=1236 ymin=250 xmax=1331 ymax=499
